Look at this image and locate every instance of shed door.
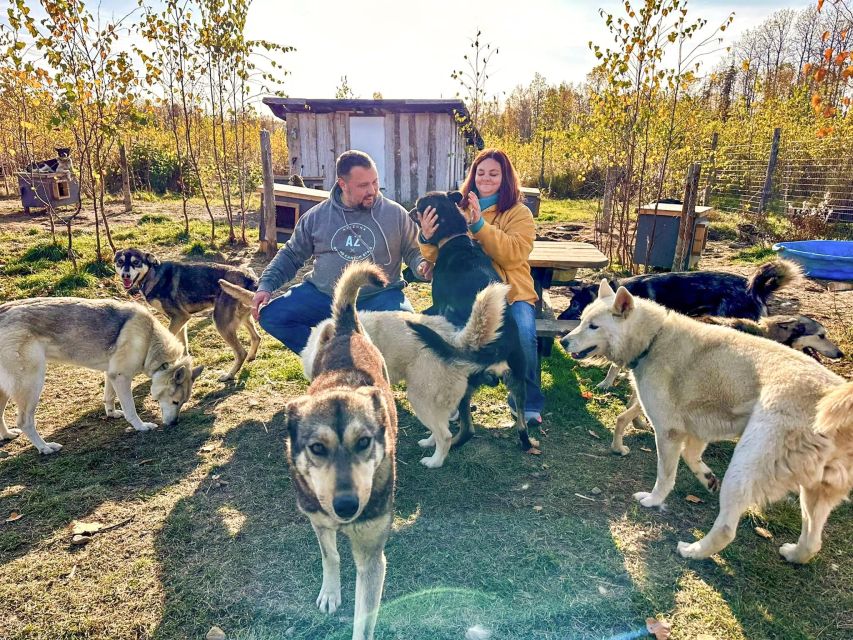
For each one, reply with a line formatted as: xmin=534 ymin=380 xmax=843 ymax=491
xmin=348 ymin=116 xmax=386 ymax=190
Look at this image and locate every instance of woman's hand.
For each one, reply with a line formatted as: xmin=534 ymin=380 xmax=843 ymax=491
xmin=465 ymin=192 xmax=482 ymax=226
xmin=417 ymin=261 xmax=434 ymax=281
xmin=418 ymin=207 xmax=439 ymax=241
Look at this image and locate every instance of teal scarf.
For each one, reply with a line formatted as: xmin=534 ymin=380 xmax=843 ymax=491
xmin=475 ymin=192 xmax=499 ymax=211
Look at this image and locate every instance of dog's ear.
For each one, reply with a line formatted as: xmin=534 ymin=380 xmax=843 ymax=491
xmin=598 ymin=279 xmax=615 ymax=298
xmin=772 ymin=316 xmax=799 ymax=330
xmin=361 ymin=387 xmax=389 ymax=438
xmin=285 ymin=398 xmax=307 ymax=445
xmin=144 ymin=252 xmax=160 ymax=267
xmin=407 ymin=206 xmax=421 ymax=226
xmin=113 ymin=250 xmax=123 ymax=262
xmin=448 ymin=190 xmax=464 ymax=206
xmin=612 ymin=286 xmax=635 ymax=316
xmin=173 ymin=365 xmax=187 ymax=385
xmin=191 ymin=365 xmax=204 ymax=382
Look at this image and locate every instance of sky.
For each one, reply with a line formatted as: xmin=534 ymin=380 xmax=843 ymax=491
xmin=242 ymin=0 xmax=809 ymax=101
xmin=86 ymin=0 xmax=811 ymax=102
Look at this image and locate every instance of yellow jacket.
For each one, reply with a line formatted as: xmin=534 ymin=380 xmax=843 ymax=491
xmin=419 ymin=201 xmax=538 ymax=304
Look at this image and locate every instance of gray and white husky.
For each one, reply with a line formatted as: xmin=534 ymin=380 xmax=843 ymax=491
xmin=0 ymin=297 xmax=202 ymax=454
xmin=561 ymin=280 xmax=853 ymax=563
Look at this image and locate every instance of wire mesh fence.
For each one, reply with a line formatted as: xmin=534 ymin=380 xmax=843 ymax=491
xmin=700 ymin=131 xmax=853 ymax=223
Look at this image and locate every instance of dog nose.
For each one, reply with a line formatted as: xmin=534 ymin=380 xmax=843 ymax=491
xmin=333 ymin=494 xmax=359 ymax=519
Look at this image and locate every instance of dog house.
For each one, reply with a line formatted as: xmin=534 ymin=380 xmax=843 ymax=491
xmin=18 ymin=171 xmax=80 ymax=214
xmin=262 ymin=98 xmax=484 ymax=206
xmin=633 ymin=201 xmax=711 ymax=269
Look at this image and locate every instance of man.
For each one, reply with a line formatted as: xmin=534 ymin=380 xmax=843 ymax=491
xmin=253 ymin=150 xmax=430 ymax=354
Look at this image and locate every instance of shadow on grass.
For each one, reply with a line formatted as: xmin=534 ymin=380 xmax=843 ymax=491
xmin=0 ymin=381 xmax=216 ymax=565
xmin=149 ymin=358 xmax=661 ymax=640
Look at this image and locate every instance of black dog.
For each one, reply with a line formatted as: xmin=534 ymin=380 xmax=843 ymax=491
xmin=406 ymin=191 xmax=536 ymax=451
xmin=558 ymin=260 xmax=800 ymax=321
xmin=114 ymin=248 xmax=261 ymax=381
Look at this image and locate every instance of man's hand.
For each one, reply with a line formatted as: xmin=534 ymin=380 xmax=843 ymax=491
xmin=251 ymin=290 xmax=271 ymax=321
xmin=418 ymin=207 xmax=439 ymax=241
xmin=417 ymin=261 xmax=434 ymax=281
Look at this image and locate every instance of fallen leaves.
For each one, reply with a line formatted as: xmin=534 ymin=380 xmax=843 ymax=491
xmin=685 ymin=495 xmax=704 ymax=504
xmin=67 ymin=517 xmax=133 ymax=546
xmin=5 ymin=511 xmax=23 ymax=523
xmin=587 ymin=430 xmax=601 ymax=440
xmin=581 ymin=390 xmax=594 ymax=399
xmin=754 ymin=526 xmax=773 ymax=539
xmin=646 ymin=617 xmax=672 ymax=639
xmin=640 ymin=446 xmax=653 ymax=452
xmin=72 ymin=521 xmax=103 ymax=536
xmin=206 ymin=627 xmax=226 ymax=640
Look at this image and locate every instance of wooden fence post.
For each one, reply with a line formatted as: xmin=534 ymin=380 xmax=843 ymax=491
xmin=260 ymin=129 xmax=277 ymax=257
xmin=759 ymin=127 xmax=781 ymax=215
xmin=597 ymin=165 xmax=620 ymax=233
xmin=672 ymin=162 xmax=701 ymax=272
xmin=701 ymin=132 xmax=718 ymax=206
xmin=119 ymin=142 xmax=132 ymax=213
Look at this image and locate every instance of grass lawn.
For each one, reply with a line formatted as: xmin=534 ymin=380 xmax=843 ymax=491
xmin=0 ymin=200 xmax=851 ymax=639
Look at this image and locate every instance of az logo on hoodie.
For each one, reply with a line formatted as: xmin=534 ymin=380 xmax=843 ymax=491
xmin=331 ymin=223 xmax=376 ymax=261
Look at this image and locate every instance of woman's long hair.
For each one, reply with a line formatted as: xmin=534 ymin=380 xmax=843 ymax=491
xmin=460 ymin=148 xmax=522 ymax=213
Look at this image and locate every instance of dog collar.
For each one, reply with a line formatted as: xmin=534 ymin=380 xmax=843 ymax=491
xmin=627 ymin=318 xmax=667 ymax=370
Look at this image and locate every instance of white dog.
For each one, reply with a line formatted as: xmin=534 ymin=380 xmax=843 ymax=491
xmin=561 ymin=280 xmax=853 ymax=563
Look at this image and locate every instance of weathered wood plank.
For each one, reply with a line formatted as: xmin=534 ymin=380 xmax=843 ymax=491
xmin=287 ymin=116 xmax=299 ymax=175
xmin=529 ymin=241 xmax=609 ymax=270
xmin=427 ymin=112 xmax=437 ymax=191
xmin=317 ymin=115 xmax=336 ymax=190
xmin=383 ymin=114 xmax=396 ymax=200
xmin=434 ymin=114 xmax=450 ymax=190
xmin=535 ymin=318 xmax=578 ymax=338
xmin=334 ymin=112 xmax=348 ymax=158
xmin=260 ymin=129 xmax=277 ymax=255
xmin=398 ymin=114 xmax=410 ymax=204
xmin=415 ymin=113 xmax=430 ymax=197
xmin=408 ymin=114 xmax=418 ymax=203
xmin=393 ymin=114 xmax=402 ymax=203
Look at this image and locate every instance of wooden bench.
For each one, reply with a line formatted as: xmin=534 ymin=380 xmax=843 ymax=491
xmin=535 ymin=318 xmax=578 ymax=339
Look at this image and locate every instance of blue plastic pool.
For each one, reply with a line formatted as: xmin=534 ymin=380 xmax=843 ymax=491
xmin=772 ymin=240 xmax=853 ymax=281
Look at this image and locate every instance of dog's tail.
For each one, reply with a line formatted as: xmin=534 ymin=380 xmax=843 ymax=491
xmin=454 ymin=283 xmax=510 ymax=350
xmin=218 ymin=279 xmax=255 ymax=306
xmin=815 ymin=380 xmax=853 ymax=436
xmin=747 ymin=259 xmax=801 ymax=304
xmin=332 ymin=262 xmax=388 ymax=335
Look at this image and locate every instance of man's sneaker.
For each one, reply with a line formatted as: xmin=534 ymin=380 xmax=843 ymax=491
xmin=509 ymin=404 xmax=542 ymax=430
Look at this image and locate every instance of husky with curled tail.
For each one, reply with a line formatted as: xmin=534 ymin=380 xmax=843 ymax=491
xmin=561 ymin=280 xmax=853 ymax=563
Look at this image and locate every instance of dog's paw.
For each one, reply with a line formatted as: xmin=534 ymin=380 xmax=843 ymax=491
xmin=218 ymin=372 xmax=236 ymax=382
xmin=779 ymin=542 xmax=813 ymax=564
xmin=633 ymin=491 xmax=664 ymax=508
xmin=611 ymin=443 xmax=630 ymax=456
xmin=418 ymin=435 xmax=435 ymax=448
xmin=677 ymin=540 xmax=705 ymax=559
xmin=0 ymin=428 xmax=22 ymax=440
xmin=704 ymin=472 xmax=720 ymax=493
xmin=105 ymin=409 xmax=125 ymax=419
xmin=37 ymin=442 xmax=63 ymax=455
xmin=420 ymin=454 xmax=446 ymax=469
xmin=316 ymin=583 xmax=341 ymax=614
xmin=133 ymin=422 xmax=158 ymax=432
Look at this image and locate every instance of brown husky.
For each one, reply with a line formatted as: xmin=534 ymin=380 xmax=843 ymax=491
xmin=284 ymin=262 xmax=397 ymax=640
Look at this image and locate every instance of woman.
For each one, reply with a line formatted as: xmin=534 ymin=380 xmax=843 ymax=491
xmin=417 ymin=148 xmax=544 ymax=428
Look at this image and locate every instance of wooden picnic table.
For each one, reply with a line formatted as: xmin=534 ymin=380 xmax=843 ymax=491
xmin=528 ymin=240 xmax=609 ymax=366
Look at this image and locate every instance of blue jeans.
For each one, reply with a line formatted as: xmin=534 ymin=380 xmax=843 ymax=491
xmin=258 ymin=281 xmax=414 ymax=354
xmin=508 ymin=300 xmax=545 ymax=415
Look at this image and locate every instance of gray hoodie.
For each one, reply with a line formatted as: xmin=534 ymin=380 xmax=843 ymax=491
xmin=257 ymin=184 xmax=426 ymax=297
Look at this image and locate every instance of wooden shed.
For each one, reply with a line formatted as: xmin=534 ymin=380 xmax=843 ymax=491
xmin=262 ymin=98 xmax=484 ymax=205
